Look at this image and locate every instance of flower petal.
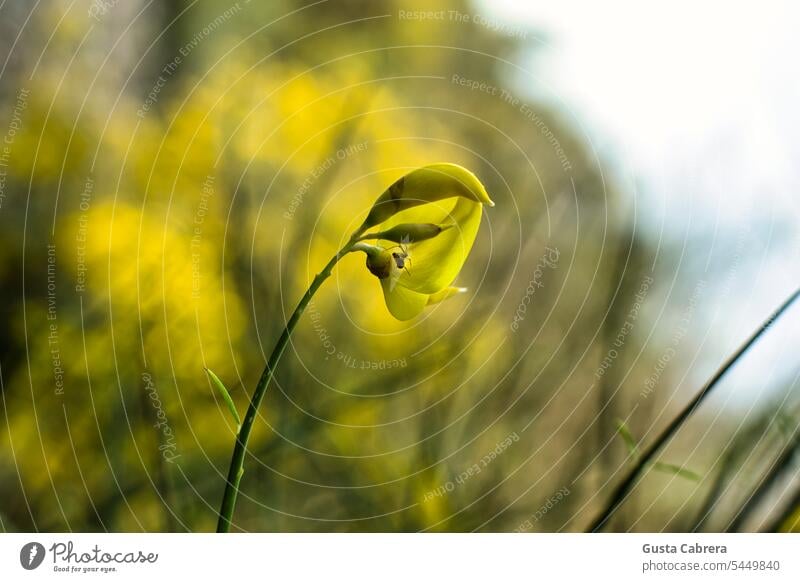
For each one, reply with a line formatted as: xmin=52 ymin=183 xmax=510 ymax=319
xmin=362 ymin=163 xmax=493 ymax=228
xmin=426 ymin=286 xmax=468 ymax=306
xmin=387 ymin=196 xmax=482 ymax=295
xmin=379 ymin=277 xmax=429 ymax=321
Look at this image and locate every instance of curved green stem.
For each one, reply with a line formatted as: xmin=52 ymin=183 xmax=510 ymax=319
xmin=588 ymin=286 xmax=800 ymax=532
xmin=216 ymin=235 xmax=362 ymax=532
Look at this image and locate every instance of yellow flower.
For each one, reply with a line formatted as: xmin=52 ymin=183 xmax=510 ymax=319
xmin=356 ymin=163 xmax=494 ymax=320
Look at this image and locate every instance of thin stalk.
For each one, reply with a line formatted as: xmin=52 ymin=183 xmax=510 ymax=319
xmin=764 ymin=484 xmax=800 ymax=532
xmin=726 ymin=426 xmax=800 ymax=532
xmin=216 ymin=234 xmax=362 ymax=532
xmin=690 ymin=410 xmax=776 ymax=532
xmin=588 ymin=287 xmax=800 ymax=532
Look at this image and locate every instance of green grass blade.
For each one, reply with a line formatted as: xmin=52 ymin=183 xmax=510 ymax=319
xmin=615 ymin=419 xmax=640 ymax=460
xmin=588 ymin=287 xmax=800 ymax=532
xmin=653 ymin=462 xmax=701 ymax=482
xmin=205 ymin=368 xmax=241 ymax=432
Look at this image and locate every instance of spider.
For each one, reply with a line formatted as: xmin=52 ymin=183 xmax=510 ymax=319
xmin=388 ymin=243 xmax=412 ymax=275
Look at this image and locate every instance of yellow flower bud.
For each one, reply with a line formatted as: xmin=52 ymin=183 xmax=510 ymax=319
xmin=364 ymin=248 xmax=393 ymax=279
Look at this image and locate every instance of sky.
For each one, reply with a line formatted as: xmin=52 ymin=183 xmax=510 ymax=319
xmin=481 ymin=0 xmax=800 ymax=405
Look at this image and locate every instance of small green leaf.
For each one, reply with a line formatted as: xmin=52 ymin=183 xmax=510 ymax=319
xmin=653 ymin=462 xmax=701 ymax=482
xmin=615 ymin=419 xmax=640 ymax=460
xmin=205 ymin=368 xmax=241 ymax=432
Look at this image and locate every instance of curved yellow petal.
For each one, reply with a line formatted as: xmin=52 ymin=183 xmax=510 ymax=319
xmin=379 ymin=277 xmax=429 ymax=321
xmin=427 ymin=286 xmax=468 ymax=306
xmin=362 ymin=163 xmax=493 ymax=228
xmin=389 ymin=197 xmax=482 ymax=294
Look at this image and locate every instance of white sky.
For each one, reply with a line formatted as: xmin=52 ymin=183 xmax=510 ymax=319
xmin=481 ymin=0 xmax=800 ymax=404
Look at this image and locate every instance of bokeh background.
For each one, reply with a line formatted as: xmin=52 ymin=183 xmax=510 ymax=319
xmin=1 ymin=0 xmax=799 ymax=532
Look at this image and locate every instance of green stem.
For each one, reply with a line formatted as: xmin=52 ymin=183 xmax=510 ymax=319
xmin=216 ymin=235 xmax=362 ymax=532
xmin=588 ymin=286 xmax=800 ymax=532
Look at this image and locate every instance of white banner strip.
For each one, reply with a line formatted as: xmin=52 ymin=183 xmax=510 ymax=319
xmin=1 ymin=533 xmax=798 ymax=580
